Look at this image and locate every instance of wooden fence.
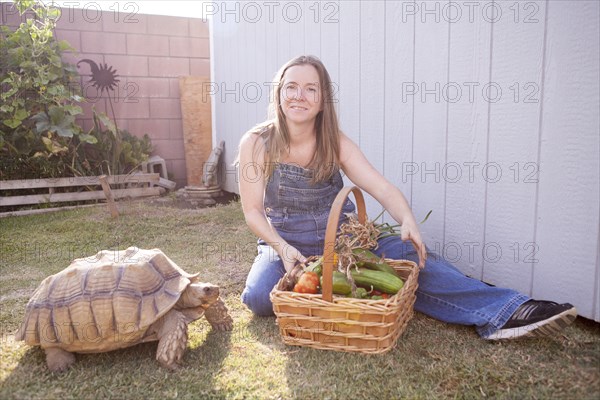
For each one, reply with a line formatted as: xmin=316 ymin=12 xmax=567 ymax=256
xmin=0 ymin=173 xmax=162 ymax=207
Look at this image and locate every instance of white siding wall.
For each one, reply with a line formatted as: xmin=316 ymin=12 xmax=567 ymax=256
xmin=210 ymin=0 xmax=600 ymax=321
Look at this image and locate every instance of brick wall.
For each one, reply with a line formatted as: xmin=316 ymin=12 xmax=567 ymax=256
xmin=1 ymin=2 xmax=210 ymax=188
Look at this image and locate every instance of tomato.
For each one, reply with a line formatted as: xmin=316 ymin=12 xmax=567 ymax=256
xmin=293 ymin=271 xmax=319 ymax=294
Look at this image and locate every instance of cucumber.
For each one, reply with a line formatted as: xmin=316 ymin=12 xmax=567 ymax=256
xmin=350 ymin=268 xmax=404 ymax=294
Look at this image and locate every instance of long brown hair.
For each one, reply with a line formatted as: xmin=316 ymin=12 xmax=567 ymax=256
xmin=243 ymin=55 xmax=341 ymax=183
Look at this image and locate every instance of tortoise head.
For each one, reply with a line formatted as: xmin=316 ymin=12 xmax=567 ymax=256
xmin=178 ymin=282 xmax=220 ymax=310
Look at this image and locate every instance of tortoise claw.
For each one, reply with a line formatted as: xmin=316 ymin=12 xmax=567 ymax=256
xmin=205 ymin=298 xmax=234 ymax=331
xmin=210 ymin=319 xmax=233 ymax=332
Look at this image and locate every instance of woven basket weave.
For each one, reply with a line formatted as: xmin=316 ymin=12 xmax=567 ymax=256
xmin=270 ymin=186 xmax=420 ymax=354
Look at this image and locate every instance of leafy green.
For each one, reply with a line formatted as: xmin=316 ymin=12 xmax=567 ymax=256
xmin=0 ymin=0 xmax=152 ymax=184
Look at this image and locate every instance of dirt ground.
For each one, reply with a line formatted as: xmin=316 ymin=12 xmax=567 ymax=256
xmin=148 ymin=190 xmax=240 ymax=209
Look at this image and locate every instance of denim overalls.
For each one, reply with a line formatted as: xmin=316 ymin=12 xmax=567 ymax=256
xmin=241 ymin=163 xmax=529 ymax=338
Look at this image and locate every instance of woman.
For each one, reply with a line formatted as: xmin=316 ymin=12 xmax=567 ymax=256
xmin=236 ymin=55 xmax=577 ymax=340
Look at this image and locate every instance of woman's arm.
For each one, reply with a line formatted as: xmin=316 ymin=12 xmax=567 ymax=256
xmin=338 ymin=132 xmax=427 ymax=268
xmin=237 ymin=132 xmax=307 ymax=272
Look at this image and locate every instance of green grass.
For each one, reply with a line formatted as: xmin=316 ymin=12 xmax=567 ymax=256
xmin=1 ymin=200 xmax=599 ymax=399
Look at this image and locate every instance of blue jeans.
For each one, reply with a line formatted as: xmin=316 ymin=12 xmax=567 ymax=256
xmin=241 ymin=225 xmax=529 ymax=338
xmin=241 ymin=163 xmax=529 ymax=338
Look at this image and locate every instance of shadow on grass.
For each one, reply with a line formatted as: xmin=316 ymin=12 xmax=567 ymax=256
xmin=243 ymin=312 xmax=433 ymax=398
xmin=2 ymin=326 xmax=233 ymax=399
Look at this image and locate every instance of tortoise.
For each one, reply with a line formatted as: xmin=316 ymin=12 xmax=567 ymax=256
xmin=15 ymin=247 xmax=233 ymax=372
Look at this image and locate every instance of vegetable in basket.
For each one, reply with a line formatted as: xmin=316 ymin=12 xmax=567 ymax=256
xmin=305 ymin=256 xmax=323 ymax=277
xmin=352 ymin=287 xmax=369 ymax=299
xmin=352 ymin=248 xmax=401 ymax=278
xmin=320 ymin=271 xmax=352 ymax=296
xmin=293 ymin=271 xmax=319 ymax=294
xmin=351 ymin=268 xmax=404 ymax=295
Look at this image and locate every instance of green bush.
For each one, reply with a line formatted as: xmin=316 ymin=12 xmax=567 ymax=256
xmin=0 ymin=0 xmax=88 ymax=163
xmin=73 ymin=111 xmax=153 ymax=177
xmin=0 ymin=0 xmax=152 ymax=181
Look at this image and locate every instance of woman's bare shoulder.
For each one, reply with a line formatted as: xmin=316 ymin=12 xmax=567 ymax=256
xmin=239 ymin=130 xmax=260 ymax=147
xmin=241 ymin=122 xmax=272 ymax=145
xmin=238 ymin=122 xmax=273 ymax=166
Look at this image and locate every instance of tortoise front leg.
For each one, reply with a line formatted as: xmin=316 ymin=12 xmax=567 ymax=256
xmin=45 ymin=347 xmax=76 ymax=372
xmin=155 ymin=310 xmax=188 ymax=370
xmin=204 ymin=298 xmax=233 ymax=331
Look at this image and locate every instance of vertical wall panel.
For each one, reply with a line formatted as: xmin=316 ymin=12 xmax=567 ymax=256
xmin=482 ymin=1 xmax=546 ymax=293
xmin=444 ymin=2 xmax=491 ymax=279
xmin=212 ymin=12 xmax=242 ymax=193
xmin=264 ymin=15 xmax=278 ymax=116
xmin=239 ymin=20 xmax=250 ymax=139
xmin=596 ymin=240 xmax=600 ymax=322
xmin=384 ymin=1 xmax=415 ymax=217
xmin=276 ymin=1 xmax=296 ymax=66
xmin=320 ymin=1 xmax=340 ymax=107
xmin=533 ymin=0 xmax=600 ymax=316
xmin=236 ymin=19 xmax=254 ymax=186
xmin=359 ymin=1 xmax=386 ymax=217
xmin=411 ymin=0 xmax=449 ymax=248
xmin=251 ymin=20 xmax=267 ymax=125
xmin=303 ymin=0 xmax=321 ymax=56
xmin=338 ymin=2 xmax=360 ymax=146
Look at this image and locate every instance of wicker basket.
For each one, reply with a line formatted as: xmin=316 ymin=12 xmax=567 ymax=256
xmin=270 ymin=186 xmax=420 ymax=354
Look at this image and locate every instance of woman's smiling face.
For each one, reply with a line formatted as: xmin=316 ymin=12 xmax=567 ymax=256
xmin=280 ymin=64 xmax=323 ymax=126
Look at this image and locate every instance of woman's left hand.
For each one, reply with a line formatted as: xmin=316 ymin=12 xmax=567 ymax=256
xmin=400 ymin=219 xmax=427 ymax=269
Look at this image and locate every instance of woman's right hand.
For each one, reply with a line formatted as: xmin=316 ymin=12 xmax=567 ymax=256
xmin=399 ymin=218 xmax=428 ymax=269
xmin=278 ymin=245 xmax=307 ymax=273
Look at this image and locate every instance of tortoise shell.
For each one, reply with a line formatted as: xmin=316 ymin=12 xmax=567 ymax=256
xmin=16 ymin=247 xmax=200 ymax=353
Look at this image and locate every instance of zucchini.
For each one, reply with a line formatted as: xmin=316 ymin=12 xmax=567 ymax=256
xmin=350 ymin=268 xmax=404 ymax=294
xmin=321 ymin=271 xmax=352 ymax=295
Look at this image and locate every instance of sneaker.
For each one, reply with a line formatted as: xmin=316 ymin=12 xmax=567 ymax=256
xmin=486 ymin=300 xmax=577 ymax=340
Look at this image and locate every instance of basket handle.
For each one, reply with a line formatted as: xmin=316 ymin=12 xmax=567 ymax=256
xmin=322 ymin=186 xmax=367 ymax=302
